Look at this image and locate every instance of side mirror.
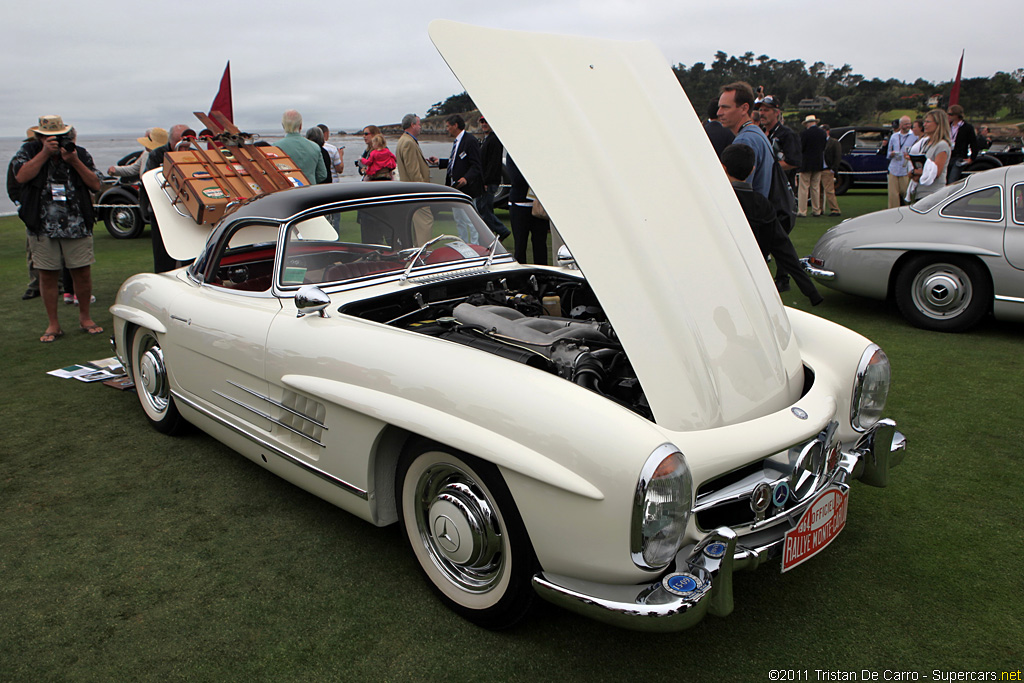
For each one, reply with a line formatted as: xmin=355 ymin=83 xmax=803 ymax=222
xmin=556 ymin=244 xmax=577 ymax=270
xmin=295 ymin=285 xmax=331 ymax=318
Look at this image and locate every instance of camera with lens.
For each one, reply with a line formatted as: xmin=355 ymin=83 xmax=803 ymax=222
xmin=56 ymin=135 xmax=75 ymax=153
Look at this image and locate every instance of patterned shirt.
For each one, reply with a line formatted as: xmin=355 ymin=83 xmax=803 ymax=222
xmin=12 ymin=142 xmax=99 ymax=239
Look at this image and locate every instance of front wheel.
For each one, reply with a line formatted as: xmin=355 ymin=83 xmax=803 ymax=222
xmin=130 ymin=328 xmax=185 ymax=434
xmin=397 ymin=442 xmax=535 ymax=629
xmin=104 ymin=198 xmax=145 ymax=239
xmin=895 ymin=254 xmax=992 ymax=332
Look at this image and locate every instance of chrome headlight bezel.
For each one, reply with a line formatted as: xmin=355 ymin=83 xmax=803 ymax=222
xmin=631 ymin=444 xmax=693 ymax=571
xmin=851 ymin=344 xmax=891 ymax=432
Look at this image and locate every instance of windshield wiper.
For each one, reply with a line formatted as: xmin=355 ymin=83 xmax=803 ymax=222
xmin=400 ymin=233 xmax=503 ymax=283
xmin=484 ymin=235 xmax=501 ymax=270
xmin=400 ymin=233 xmax=454 ymax=282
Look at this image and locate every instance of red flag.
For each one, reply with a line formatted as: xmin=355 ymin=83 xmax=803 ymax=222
xmin=209 ymin=61 xmax=233 ymax=123
xmin=948 ymin=51 xmax=964 ymax=107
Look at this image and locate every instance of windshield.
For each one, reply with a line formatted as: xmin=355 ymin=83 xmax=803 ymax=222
xmin=279 ymin=199 xmax=507 ymax=288
xmin=911 ymin=179 xmax=967 ymax=213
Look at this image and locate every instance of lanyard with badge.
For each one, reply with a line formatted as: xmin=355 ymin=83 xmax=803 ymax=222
xmin=50 ymin=160 xmax=69 ymax=203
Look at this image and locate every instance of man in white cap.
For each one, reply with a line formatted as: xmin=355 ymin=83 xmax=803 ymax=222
xmin=108 ymin=127 xmax=168 ymax=179
xmin=11 ymin=115 xmax=103 ymax=342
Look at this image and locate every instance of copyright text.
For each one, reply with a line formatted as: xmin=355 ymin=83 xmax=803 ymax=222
xmin=767 ymin=670 xmax=1021 ymax=682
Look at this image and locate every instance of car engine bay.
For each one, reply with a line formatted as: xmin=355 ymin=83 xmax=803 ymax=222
xmin=341 ymin=270 xmax=653 ymax=419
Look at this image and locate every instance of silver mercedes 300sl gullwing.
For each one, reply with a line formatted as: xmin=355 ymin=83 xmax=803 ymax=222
xmin=804 ymin=165 xmax=1024 ymax=332
xmin=110 ymin=22 xmax=906 ymax=631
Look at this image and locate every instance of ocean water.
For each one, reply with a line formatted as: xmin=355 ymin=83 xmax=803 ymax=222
xmin=1 ymin=132 xmax=455 ymax=217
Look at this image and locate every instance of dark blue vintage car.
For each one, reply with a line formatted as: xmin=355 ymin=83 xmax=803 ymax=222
xmin=832 ymin=126 xmax=1023 ymax=195
xmin=832 ymin=126 xmax=890 ymax=195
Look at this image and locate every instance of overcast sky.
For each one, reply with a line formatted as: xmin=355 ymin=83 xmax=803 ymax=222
xmin=2 ymin=0 xmax=1018 ymax=138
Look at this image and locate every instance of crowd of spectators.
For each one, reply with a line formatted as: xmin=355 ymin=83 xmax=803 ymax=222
xmin=702 ymin=80 xmax=989 ymax=305
xmin=8 ymin=93 xmax=992 ymax=340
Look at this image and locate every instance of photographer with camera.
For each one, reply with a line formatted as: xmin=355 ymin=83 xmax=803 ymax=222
xmin=12 ymin=115 xmax=103 ymax=342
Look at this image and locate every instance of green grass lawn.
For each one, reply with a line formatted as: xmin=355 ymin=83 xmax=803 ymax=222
xmin=1 ymin=193 xmax=1022 ymax=681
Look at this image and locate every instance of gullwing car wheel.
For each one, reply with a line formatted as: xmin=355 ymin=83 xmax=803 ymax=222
xmin=895 ymin=254 xmax=992 ymax=332
xmin=398 ymin=442 xmax=535 ymax=629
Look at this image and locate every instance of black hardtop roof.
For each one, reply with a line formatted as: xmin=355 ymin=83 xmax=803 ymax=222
xmin=224 ymin=181 xmax=467 ymax=223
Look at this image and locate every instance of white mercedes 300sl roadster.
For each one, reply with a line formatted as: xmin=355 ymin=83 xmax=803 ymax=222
xmin=111 ymin=21 xmax=906 ymax=631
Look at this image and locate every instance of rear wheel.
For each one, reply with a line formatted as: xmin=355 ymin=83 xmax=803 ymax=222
xmin=895 ymin=254 xmax=992 ymax=332
xmin=397 ymin=441 xmax=535 ymax=629
xmin=835 ymin=161 xmax=854 ymax=195
xmin=130 ymin=328 xmax=185 ymax=434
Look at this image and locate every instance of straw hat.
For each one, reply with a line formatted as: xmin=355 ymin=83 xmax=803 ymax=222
xmin=30 ymin=115 xmax=72 ymax=136
xmin=138 ymin=127 xmax=169 ymax=150
xmin=803 ymin=114 xmax=819 ymax=124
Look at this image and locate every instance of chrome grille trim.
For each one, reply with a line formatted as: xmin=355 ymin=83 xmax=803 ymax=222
xmin=212 ymin=390 xmax=324 ymax=447
xmin=226 ymin=380 xmax=328 ymax=429
xmin=407 ymin=267 xmax=491 ymax=284
xmin=174 ymin=390 xmax=367 ymax=500
xmin=694 ymin=421 xmax=840 ymax=532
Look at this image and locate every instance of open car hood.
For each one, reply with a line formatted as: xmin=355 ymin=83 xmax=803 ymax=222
xmin=430 ymin=21 xmax=804 ymax=431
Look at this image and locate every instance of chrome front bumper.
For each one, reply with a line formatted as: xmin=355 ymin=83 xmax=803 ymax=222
xmin=532 ymin=419 xmax=906 ymax=632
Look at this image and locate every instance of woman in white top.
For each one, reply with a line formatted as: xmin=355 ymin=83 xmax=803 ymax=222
xmin=909 ymin=110 xmax=951 ymax=199
xmin=906 ymin=120 xmax=926 ymax=156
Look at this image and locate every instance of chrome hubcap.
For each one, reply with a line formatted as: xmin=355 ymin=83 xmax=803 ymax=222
xmin=912 ymin=264 xmax=971 ymax=320
xmin=111 ymin=208 xmax=135 ymax=231
xmin=138 ymin=342 xmax=168 ymax=412
xmin=414 ymin=463 xmax=504 ymax=593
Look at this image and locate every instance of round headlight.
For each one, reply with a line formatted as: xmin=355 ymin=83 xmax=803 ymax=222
xmin=851 ymin=344 xmax=890 ymax=431
xmin=631 ymin=445 xmax=693 ymax=570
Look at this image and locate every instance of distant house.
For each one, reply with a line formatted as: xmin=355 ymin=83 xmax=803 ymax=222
xmin=798 ymin=96 xmax=836 ymax=111
xmin=927 ymin=94 xmax=942 ymax=108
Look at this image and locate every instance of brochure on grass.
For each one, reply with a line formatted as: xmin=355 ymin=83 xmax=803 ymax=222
xmin=48 ymin=357 xmax=127 ymax=382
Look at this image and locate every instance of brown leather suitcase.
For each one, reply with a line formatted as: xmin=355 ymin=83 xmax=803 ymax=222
xmin=162 ymin=146 xmax=309 ymax=225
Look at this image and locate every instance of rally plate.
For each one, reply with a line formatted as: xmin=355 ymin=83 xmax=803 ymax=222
xmin=781 ymin=486 xmax=849 ymax=572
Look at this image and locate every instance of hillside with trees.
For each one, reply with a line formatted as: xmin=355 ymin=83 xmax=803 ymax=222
xmin=424 ymin=52 xmax=1024 ymax=132
xmin=673 ymin=51 xmax=1023 ymax=127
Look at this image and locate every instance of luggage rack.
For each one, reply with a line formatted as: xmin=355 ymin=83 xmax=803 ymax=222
xmin=160 ymin=111 xmax=310 ymax=225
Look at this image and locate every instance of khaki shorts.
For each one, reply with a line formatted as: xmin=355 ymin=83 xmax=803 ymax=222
xmin=27 ymin=233 xmax=95 ymax=271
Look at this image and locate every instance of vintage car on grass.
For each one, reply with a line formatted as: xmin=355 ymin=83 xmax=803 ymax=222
xmin=830 ymin=126 xmax=1021 ymax=196
xmin=831 ymin=125 xmax=890 ymax=195
xmin=964 ymin=137 xmax=1024 ymax=175
xmin=111 ymin=22 xmax=906 ymax=631
xmin=94 ymin=150 xmax=147 ymax=240
xmin=804 ymin=165 xmax=1024 ymax=332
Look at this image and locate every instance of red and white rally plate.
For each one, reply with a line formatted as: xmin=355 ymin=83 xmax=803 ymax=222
xmin=781 ymin=486 xmax=849 ymax=573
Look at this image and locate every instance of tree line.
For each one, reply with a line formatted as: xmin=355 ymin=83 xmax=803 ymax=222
xmin=427 ymin=51 xmax=1024 ymax=128
xmin=674 ymin=51 xmax=1024 ymax=126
